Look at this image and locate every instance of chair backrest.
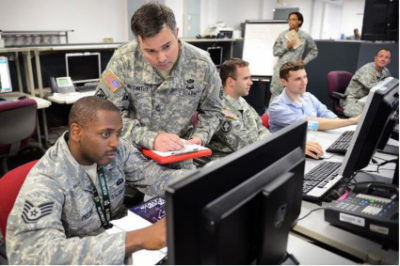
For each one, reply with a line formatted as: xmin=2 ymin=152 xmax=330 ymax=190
xmin=261 ymin=113 xmax=269 ymax=129
xmin=327 ymin=71 xmax=353 ymax=99
xmin=0 ymin=159 xmax=38 ymax=239
xmin=0 ymin=99 xmax=37 ymax=156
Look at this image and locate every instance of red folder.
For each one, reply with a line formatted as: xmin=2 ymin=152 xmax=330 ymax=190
xmin=142 ymin=148 xmax=212 ymax=164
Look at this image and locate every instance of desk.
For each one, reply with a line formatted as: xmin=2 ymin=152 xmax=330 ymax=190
xmin=294 ymin=126 xmax=399 ymax=264
xmin=47 ymin=91 xmax=96 ymax=104
xmin=0 ymin=92 xmax=51 ymax=147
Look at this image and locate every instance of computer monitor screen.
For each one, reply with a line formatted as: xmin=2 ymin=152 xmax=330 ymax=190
xmin=207 ymin=46 xmax=223 ymax=66
xmin=340 ymin=77 xmax=399 ymax=179
xmin=65 ymin=52 xmax=101 ymax=84
xmin=166 ymin=121 xmax=307 ymax=264
xmin=0 ymin=56 xmax=12 ymax=93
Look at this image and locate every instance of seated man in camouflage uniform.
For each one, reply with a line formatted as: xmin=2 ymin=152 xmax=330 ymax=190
xmin=340 ymin=48 xmax=391 ymax=117
xmin=207 ymin=58 xmax=324 ymax=160
xmin=6 ymin=96 xmax=189 ymax=264
xmin=95 ymin=2 xmax=223 ymax=161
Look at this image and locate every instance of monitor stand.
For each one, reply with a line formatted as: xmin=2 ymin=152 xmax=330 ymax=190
xmin=280 ymin=252 xmax=299 ymax=265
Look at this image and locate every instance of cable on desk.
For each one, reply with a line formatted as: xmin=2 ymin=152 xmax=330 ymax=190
xmin=295 ymin=207 xmax=325 ymax=223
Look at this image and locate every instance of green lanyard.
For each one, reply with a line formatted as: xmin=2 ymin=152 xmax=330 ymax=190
xmin=87 ymin=166 xmax=112 ymax=229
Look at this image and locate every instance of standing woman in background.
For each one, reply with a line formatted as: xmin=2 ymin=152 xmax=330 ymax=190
xmin=269 ymin=12 xmax=318 ymax=104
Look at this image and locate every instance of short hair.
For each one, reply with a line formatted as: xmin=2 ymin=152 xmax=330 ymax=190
xmin=220 ymin=58 xmax=249 ymax=87
xmin=279 ymin=62 xmax=305 ymax=81
xmin=288 ymin=11 xmax=304 ymax=27
xmin=376 ymin=48 xmax=392 ymax=56
xmin=131 ymin=2 xmax=176 ymax=39
xmin=68 ymin=96 xmax=120 ymax=128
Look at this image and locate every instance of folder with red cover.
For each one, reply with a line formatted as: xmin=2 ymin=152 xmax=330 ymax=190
xmin=142 ymin=147 xmax=212 ymax=164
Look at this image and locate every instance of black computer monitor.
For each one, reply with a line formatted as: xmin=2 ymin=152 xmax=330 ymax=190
xmin=65 ymin=52 xmax=101 ymax=85
xmin=165 ymin=121 xmax=307 ymax=264
xmin=340 ymin=77 xmax=399 ymax=180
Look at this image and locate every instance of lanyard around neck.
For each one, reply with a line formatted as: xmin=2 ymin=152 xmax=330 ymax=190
xmin=87 ymin=166 xmax=112 ymax=229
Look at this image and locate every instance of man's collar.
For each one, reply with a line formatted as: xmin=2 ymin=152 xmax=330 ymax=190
xmin=283 ymin=89 xmax=303 ymax=106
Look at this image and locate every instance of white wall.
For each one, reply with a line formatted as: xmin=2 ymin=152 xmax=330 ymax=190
xmin=340 ymin=0 xmax=365 ymax=37
xmin=0 ymin=0 xmax=128 ymax=43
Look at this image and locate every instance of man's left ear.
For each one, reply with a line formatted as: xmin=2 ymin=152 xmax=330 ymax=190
xmin=175 ymin=28 xmax=179 ymax=37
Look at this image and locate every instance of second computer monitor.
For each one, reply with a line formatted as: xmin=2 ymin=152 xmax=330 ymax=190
xmin=0 ymin=56 xmax=12 ymax=93
xmin=65 ymin=52 xmax=101 ymax=85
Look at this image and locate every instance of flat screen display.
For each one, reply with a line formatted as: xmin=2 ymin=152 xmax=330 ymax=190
xmin=0 ymin=56 xmax=12 ymax=93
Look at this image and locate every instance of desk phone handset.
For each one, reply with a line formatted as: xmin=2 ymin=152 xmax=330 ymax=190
xmin=50 ymin=76 xmax=75 ymax=93
xmin=353 ymin=182 xmax=399 ymax=200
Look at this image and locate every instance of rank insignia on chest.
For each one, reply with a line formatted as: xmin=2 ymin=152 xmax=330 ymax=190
xmin=103 ymin=71 xmax=122 ymax=93
xmin=221 ymin=119 xmax=232 ymax=133
xmin=222 ymin=109 xmax=235 ymax=119
xmin=186 ymin=79 xmax=195 ymax=90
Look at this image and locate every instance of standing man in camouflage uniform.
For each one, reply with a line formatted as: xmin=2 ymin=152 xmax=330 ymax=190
xmin=6 ymin=96 xmax=189 ymax=264
xmin=340 ymin=48 xmax=391 ymax=117
xmin=207 ymin=58 xmax=323 ymax=160
xmin=269 ymin=12 xmax=318 ymax=104
xmin=95 ymin=2 xmax=223 ymax=158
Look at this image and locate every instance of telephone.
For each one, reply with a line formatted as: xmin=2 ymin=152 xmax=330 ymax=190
xmin=324 ymin=183 xmax=399 ymax=248
xmin=50 ymin=76 xmax=75 ymax=93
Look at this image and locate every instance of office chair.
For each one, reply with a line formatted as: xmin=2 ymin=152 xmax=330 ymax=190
xmin=261 ymin=113 xmax=269 ymax=129
xmin=327 ymin=71 xmax=353 ymax=117
xmin=0 ymin=99 xmax=42 ymax=175
xmin=0 ymin=160 xmax=38 ymax=239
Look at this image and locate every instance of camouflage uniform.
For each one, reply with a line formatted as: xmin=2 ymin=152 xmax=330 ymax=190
xmin=6 ymin=132 xmax=188 ymax=264
xmin=207 ymin=93 xmax=270 ymax=159
xmin=95 ymin=40 xmax=223 ymax=151
xmin=340 ymin=62 xmax=391 ymax=117
xmin=269 ymin=29 xmax=318 ymax=103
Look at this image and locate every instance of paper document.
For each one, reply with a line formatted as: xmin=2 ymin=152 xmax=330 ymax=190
xmin=286 ymin=30 xmax=302 ymax=49
xmin=107 ymin=211 xmax=167 ymax=265
xmin=151 ymin=140 xmax=209 ymax=157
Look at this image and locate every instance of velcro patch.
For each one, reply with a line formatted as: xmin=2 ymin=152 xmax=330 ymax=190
xmin=103 ymin=71 xmax=122 ymax=93
xmin=22 ymin=200 xmax=54 ymax=223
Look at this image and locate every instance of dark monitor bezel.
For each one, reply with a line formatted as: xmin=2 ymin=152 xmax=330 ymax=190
xmin=65 ymin=52 xmax=101 ymax=84
xmin=165 ymin=121 xmax=307 ymax=264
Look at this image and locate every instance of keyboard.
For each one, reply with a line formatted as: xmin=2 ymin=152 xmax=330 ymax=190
xmin=326 ymin=131 xmax=354 ymax=154
xmin=303 ymin=161 xmax=343 ymax=202
xmin=75 ymin=84 xmax=97 ymax=92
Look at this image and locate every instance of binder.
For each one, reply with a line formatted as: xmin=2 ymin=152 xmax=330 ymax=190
xmin=142 ymin=146 xmax=212 ymax=164
xmin=130 ymin=196 xmax=166 ymax=224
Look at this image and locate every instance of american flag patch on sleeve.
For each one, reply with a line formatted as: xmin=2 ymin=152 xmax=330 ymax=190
xmin=103 ymin=71 xmax=122 ymax=92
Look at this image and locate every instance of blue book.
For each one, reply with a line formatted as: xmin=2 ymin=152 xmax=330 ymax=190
xmin=129 ymin=196 xmax=166 ymax=223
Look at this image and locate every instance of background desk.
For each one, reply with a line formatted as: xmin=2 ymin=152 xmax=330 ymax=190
xmin=294 ymin=126 xmax=398 ymax=264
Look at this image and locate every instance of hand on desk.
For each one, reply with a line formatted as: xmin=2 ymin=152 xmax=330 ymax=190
xmin=305 ymin=141 xmax=324 ymax=160
xmin=154 ymin=132 xmax=185 ymax=151
xmin=125 ymin=218 xmax=166 ymax=255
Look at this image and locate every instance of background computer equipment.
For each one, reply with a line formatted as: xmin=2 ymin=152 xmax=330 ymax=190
xmin=65 ymin=52 xmax=101 ymax=90
xmin=166 ymin=121 xmax=307 ymax=264
xmin=0 ymin=56 xmax=12 ymax=94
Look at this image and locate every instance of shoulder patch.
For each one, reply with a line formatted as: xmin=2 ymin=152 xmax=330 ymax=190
xmin=22 ymin=200 xmax=54 ymax=224
xmin=221 ymin=120 xmax=232 ymax=133
xmin=103 ymin=71 xmax=122 ymax=93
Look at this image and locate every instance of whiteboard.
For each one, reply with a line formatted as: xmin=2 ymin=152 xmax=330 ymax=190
xmin=242 ymin=20 xmax=288 ymax=77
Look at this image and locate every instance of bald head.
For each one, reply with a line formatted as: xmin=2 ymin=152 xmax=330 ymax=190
xmin=68 ymin=96 xmax=120 ymax=129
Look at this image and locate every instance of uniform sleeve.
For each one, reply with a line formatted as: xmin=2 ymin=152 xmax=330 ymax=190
xmin=309 ymin=94 xmax=337 ymax=119
xmin=268 ymin=101 xmax=305 ymax=132
xmin=303 ymin=34 xmax=318 ymax=65
xmin=120 ymin=140 xmax=191 ymax=197
xmin=6 ymin=173 xmax=126 ymax=265
xmin=273 ymin=32 xmax=289 ymax=57
xmin=95 ymin=51 xmax=159 ymax=149
xmin=191 ymin=61 xmax=224 ymax=145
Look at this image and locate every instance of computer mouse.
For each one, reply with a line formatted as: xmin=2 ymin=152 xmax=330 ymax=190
xmin=18 ymin=95 xmax=28 ymax=100
xmin=305 ymin=152 xmax=324 ymax=160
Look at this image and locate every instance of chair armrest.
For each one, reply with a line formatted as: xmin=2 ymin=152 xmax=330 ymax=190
xmin=331 ymin=92 xmax=346 ymax=100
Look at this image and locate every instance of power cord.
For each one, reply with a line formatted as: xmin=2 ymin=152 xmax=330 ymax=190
xmin=295 ymin=207 xmax=325 ymax=223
